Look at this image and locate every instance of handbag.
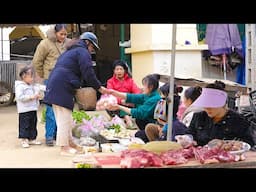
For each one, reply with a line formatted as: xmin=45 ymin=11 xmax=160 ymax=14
xmin=154 ymin=98 xmax=167 ymax=121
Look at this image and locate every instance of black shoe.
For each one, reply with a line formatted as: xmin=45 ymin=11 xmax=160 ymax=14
xmin=46 ymin=139 xmax=54 ymax=146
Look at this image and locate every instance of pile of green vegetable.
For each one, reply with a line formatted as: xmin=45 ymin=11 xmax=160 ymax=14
xmin=76 ymin=163 xmax=101 ymax=168
xmin=72 ymin=110 xmax=91 ymax=124
xmin=107 ymin=124 xmax=121 ymax=133
xmin=41 ymin=106 xmax=46 ymax=123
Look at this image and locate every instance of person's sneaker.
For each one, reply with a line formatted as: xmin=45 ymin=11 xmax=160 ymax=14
xmin=29 ymin=140 xmax=42 ymax=145
xmin=21 ymin=139 xmax=29 ymax=148
xmin=46 ymin=139 xmax=54 ymax=146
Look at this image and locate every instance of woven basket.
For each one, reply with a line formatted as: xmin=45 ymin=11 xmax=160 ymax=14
xmin=75 ymin=87 xmax=97 ymax=110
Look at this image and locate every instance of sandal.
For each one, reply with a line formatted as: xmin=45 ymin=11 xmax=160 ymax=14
xmin=60 ymin=147 xmax=77 ymax=156
xmin=69 ymin=140 xmax=84 ymax=153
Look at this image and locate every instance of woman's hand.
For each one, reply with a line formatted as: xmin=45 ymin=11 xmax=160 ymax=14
xmin=107 ymin=89 xmax=127 ymax=100
xmin=107 ymin=103 xmax=120 ymax=111
xmin=98 ymin=86 xmax=112 ymax=94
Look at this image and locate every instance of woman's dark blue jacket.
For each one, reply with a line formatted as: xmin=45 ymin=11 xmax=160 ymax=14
xmin=43 ymin=40 xmax=102 ymax=110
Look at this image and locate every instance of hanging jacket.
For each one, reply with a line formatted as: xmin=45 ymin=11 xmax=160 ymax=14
xmin=205 ymin=24 xmax=242 ymax=56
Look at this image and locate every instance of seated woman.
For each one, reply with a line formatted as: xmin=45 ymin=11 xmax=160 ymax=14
xmin=106 ymin=60 xmax=141 ymax=127
xmin=180 ymin=86 xmax=203 ymax=127
xmin=145 ymin=83 xmax=187 ymax=142
xmin=178 ymin=80 xmax=255 ymax=147
xmin=108 ymin=73 xmax=161 ymax=142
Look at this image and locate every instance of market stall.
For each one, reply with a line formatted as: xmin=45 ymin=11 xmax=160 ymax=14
xmin=72 ymin=150 xmax=256 ymax=168
xmin=71 ymin=99 xmax=256 ymax=169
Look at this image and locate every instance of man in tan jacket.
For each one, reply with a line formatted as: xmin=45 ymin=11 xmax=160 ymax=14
xmin=32 ymin=24 xmax=70 ymax=146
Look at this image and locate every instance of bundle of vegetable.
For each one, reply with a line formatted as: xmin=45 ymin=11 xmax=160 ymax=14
xmin=104 ymin=115 xmax=126 ymax=133
xmin=107 ymin=124 xmax=121 ymax=133
xmin=75 ymin=163 xmax=101 ymax=168
xmin=72 ymin=110 xmax=91 ymax=124
xmin=41 ymin=106 xmax=46 ymax=123
xmin=96 ymin=94 xmax=118 ymax=110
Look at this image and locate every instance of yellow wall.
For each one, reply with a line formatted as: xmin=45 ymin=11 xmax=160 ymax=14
xmin=127 ymin=24 xmax=208 ymax=85
xmin=130 ymin=24 xmax=152 ymax=50
xmin=131 ymin=51 xmax=154 ymax=87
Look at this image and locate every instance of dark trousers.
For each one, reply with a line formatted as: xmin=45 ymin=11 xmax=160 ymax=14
xmin=134 ymin=119 xmax=152 ymax=143
xmin=135 ymin=130 xmax=149 ymax=143
xmin=135 ymin=119 xmax=151 ymax=131
xmin=19 ymin=111 xmax=38 ymax=140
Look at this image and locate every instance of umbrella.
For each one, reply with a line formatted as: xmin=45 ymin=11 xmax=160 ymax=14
xmin=205 ymin=24 xmax=242 ymax=80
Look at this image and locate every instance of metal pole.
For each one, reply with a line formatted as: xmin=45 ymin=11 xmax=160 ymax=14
xmin=167 ymin=24 xmax=177 ymax=141
xmin=1 ymin=27 xmax=3 ymax=60
xmin=222 ymin=53 xmax=227 ymax=80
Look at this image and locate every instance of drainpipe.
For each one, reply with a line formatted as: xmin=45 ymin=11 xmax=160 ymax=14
xmin=77 ymin=23 xmax=82 ymax=35
xmin=120 ymin=24 xmax=125 ymax=61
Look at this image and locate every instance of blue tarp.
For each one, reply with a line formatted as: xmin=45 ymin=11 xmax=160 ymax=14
xmin=236 ymin=37 xmax=246 ymax=85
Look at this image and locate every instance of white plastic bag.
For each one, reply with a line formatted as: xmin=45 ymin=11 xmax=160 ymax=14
xmin=96 ymin=94 xmax=118 ymax=110
xmin=175 ymin=134 xmax=194 ymax=148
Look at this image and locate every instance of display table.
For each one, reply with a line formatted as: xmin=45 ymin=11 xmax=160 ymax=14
xmin=86 ymin=151 xmax=256 ymax=168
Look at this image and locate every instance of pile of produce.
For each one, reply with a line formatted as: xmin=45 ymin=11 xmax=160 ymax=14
xmin=71 ymin=110 xmax=129 ymax=140
xmin=72 ymin=110 xmax=91 ymax=124
xmin=96 ymin=94 xmax=118 ymax=110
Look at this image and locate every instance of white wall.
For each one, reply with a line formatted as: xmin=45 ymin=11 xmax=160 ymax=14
xmin=0 ymin=27 xmax=14 ymax=60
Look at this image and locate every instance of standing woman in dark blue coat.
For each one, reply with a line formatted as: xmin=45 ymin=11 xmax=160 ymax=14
xmin=44 ymin=32 xmax=110 ymax=155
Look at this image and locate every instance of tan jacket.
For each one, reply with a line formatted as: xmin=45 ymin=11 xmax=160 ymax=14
xmin=32 ymin=27 xmax=70 ymax=79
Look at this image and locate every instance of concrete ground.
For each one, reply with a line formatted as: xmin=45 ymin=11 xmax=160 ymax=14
xmin=0 ymin=104 xmax=75 ymax=168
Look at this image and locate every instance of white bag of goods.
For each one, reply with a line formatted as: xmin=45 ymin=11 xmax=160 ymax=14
xmin=96 ymin=94 xmax=118 ymax=110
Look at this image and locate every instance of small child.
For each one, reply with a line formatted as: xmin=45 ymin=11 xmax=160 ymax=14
xmin=145 ymin=83 xmax=187 ymax=141
xmin=15 ymin=65 xmax=42 ymax=148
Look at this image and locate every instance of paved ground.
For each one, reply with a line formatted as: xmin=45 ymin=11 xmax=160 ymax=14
xmin=0 ymin=104 xmax=75 ymax=168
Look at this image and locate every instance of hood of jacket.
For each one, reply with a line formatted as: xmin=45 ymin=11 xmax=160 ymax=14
xmin=67 ymin=39 xmax=88 ymax=50
xmin=46 ymin=26 xmax=57 ymax=42
xmin=15 ymin=80 xmax=25 ymax=88
xmin=65 ymin=38 xmax=81 ymax=50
